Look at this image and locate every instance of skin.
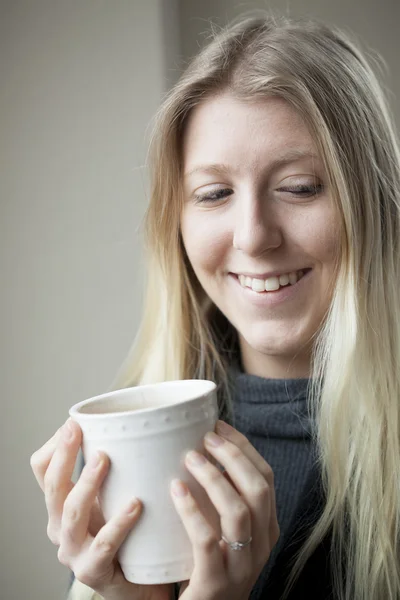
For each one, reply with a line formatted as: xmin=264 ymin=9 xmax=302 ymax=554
xmin=181 ymin=94 xmax=339 ymax=378
xmin=29 ymin=92 xmax=340 ymax=600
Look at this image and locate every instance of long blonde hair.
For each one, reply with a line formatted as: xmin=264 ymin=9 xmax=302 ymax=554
xmin=112 ymin=13 xmax=400 ymax=600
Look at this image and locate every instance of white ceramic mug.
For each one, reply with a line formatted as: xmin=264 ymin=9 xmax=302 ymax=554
xmin=69 ymin=379 xmax=220 ymax=584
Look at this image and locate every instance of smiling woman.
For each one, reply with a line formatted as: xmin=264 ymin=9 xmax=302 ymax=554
xmin=31 ymin=11 xmax=400 ymax=600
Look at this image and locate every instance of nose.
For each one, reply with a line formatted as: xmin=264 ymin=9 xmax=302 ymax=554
xmin=232 ymin=192 xmax=282 ymax=256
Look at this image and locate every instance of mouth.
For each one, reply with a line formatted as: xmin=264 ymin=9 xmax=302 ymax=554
xmin=232 ymin=268 xmax=312 ymax=293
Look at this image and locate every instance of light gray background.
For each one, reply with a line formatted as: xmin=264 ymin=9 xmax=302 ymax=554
xmin=1 ymin=1 xmax=398 ymax=598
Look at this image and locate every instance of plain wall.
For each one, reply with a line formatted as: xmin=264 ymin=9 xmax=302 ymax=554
xmin=179 ymin=0 xmax=400 ymax=126
xmin=0 ymin=1 xmax=179 ymax=598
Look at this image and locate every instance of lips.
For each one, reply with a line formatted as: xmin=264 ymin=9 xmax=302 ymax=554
xmin=227 ymin=268 xmax=312 ymax=309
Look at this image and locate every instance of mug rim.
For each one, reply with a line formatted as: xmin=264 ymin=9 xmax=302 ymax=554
xmin=69 ymin=379 xmax=217 ymax=420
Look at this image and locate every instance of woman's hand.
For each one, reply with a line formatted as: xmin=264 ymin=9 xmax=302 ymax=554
xmin=30 ymin=419 xmax=173 ymax=600
xmin=171 ymin=420 xmax=280 ymax=600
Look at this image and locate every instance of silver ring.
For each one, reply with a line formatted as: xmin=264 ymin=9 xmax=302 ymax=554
xmin=221 ymin=534 xmax=252 ymax=551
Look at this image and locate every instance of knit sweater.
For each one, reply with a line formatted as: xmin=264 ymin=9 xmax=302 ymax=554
xmin=67 ymin=371 xmax=317 ymax=600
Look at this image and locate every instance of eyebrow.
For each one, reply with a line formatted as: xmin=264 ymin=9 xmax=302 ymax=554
xmin=183 ymin=150 xmax=320 ymax=179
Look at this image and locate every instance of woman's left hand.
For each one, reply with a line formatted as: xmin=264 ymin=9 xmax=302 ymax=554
xmin=170 ymin=420 xmax=280 ymax=600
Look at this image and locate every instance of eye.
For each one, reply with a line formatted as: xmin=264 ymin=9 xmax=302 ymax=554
xmin=193 ymin=187 xmax=233 ymax=204
xmin=277 ymin=183 xmax=324 ymax=198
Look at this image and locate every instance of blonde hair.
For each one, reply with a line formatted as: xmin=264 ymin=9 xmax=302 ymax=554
xmin=112 ymin=13 xmax=400 ymax=600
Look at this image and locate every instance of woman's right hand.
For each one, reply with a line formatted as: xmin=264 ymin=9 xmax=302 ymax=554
xmin=30 ymin=418 xmax=173 ymax=600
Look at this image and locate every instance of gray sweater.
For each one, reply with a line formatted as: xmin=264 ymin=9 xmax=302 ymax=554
xmin=227 ymin=365 xmax=316 ymax=599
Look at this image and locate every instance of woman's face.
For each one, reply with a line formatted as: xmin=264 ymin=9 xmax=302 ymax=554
xmin=180 ymin=93 xmax=339 ymax=377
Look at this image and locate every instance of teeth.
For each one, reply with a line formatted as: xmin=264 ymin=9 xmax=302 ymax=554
xmin=265 ymin=277 xmax=280 ymax=291
xmin=252 ymin=279 xmax=266 ymax=292
xmin=279 ymin=274 xmax=289 ymax=286
xmin=237 ymin=269 xmax=306 ymax=293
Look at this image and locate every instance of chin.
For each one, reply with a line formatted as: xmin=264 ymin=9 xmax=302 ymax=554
xmin=239 ymin=323 xmax=311 ymax=359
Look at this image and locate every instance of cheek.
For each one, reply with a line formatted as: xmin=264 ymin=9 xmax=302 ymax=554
xmin=181 ymin=211 xmax=231 ymax=274
xmin=295 ymin=207 xmax=340 ymax=264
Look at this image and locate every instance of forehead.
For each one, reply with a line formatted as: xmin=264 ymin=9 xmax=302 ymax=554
xmin=182 ymin=93 xmax=318 ymax=175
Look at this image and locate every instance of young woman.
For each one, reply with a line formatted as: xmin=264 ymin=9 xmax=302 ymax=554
xmin=30 ymin=13 xmax=400 ymax=600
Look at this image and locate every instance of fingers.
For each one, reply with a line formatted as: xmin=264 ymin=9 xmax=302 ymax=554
xmin=30 ymin=426 xmax=64 ymax=491
xmin=190 ymin=424 xmax=279 ymax=565
xmin=43 ymin=420 xmax=82 ymax=544
xmin=170 ymin=480 xmax=225 ymax=589
xmin=31 ymin=422 xmax=145 ymax=594
xmin=214 ymin=422 xmax=279 ymax=542
xmin=183 ymin=449 xmax=254 ymax=583
xmin=204 ymin=431 xmax=271 ymax=517
xmin=215 ymin=421 xmax=274 ymax=486
xmin=66 ymin=498 xmax=142 ymax=589
xmin=59 ymin=451 xmax=110 ymax=553
xmin=185 ymin=450 xmax=251 ymax=547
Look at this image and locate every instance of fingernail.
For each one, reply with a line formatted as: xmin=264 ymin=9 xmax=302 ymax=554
xmin=63 ymin=420 xmax=74 ymax=441
xmin=205 ymin=431 xmax=223 ymax=447
xmin=88 ymin=451 xmax=102 ymax=469
xmin=216 ymin=420 xmax=233 ymax=435
xmin=126 ymin=498 xmax=140 ymax=515
xmin=171 ymin=479 xmax=188 ymax=497
xmin=186 ymin=450 xmax=207 ymax=466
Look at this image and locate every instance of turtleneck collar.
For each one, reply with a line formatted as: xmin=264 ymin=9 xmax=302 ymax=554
xmin=226 ymin=357 xmax=313 ymax=439
xmin=228 ymin=357 xmax=310 ymax=404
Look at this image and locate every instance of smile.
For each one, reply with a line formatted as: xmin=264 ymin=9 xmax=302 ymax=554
xmin=236 ymin=269 xmax=310 ymax=293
